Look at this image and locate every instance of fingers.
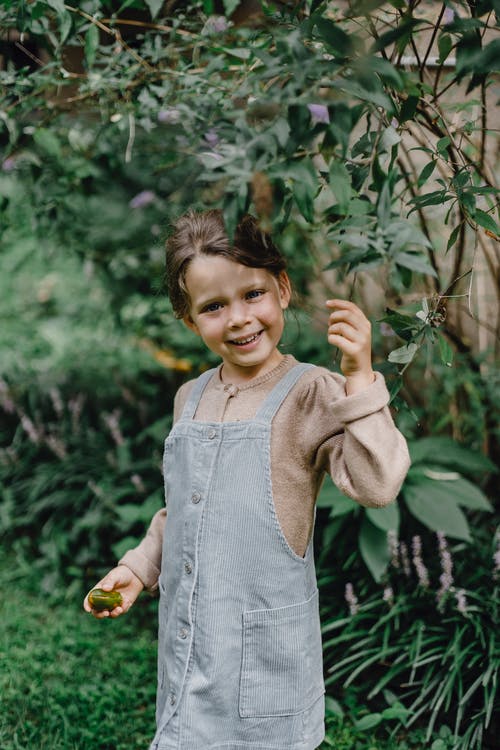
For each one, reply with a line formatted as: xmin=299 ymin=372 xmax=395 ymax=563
xmin=325 ymin=299 xmax=371 ymax=347
xmin=83 ymin=566 xmax=144 ymax=619
xmin=325 ymin=299 xmax=373 ymax=382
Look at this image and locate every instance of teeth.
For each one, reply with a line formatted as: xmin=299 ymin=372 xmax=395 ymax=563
xmin=232 ymin=333 xmax=259 ymax=345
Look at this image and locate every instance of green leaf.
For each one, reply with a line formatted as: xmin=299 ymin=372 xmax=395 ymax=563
xmin=223 ymin=0 xmax=240 ymax=14
xmin=329 ymin=161 xmax=351 ymax=213
xmin=402 ymin=479 xmax=472 ymax=541
xmin=414 ymin=472 xmax=493 ymax=512
xmin=438 ymin=333 xmax=454 ymax=367
xmin=388 ymin=342 xmax=418 ymax=364
xmin=145 ymin=0 xmax=165 ymax=18
xmin=409 ymin=437 xmax=497 ymax=475
xmin=293 ymin=181 xmax=315 ymax=222
xmin=475 ymin=209 xmax=500 ymax=237
xmin=315 ymin=17 xmax=354 ymax=58
xmin=85 ymin=24 xmax=99 ymax=68
xmin=325 ymin=696 xmax=344 ymax=718
xmin=446 ymin=224 xmax=462 ymax=252
xmin=317 ymin=477 xmax=355 ymax=511
xmin=46 ymin=0 xmax=66 ymax=12
xmin=359 ymin=516 xmax=390 ymax=581
xmin=395 ymin=251 xmax=437 ymax=276
xmin=436 ymin=136 xmax=451 ymax=154
xmin=366 ymin=502 xmax=400 ymax=533
xmin=355 ymin=713 xmax=383 ymax=731
xmin=33 ymin=128 xmax=62 ymax=159
xmin=417 ymin=160 xmax=436 ymax=188
xmin=438 ymin=33 xmax=453 ymax=65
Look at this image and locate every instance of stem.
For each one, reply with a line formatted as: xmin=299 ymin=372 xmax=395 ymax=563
xmin=64 ymin=5 xmax=155 ymax=72
xmin=422 ymin=3 xmax=445 ymax=70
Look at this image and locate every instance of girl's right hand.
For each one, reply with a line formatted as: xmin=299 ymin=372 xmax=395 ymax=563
xmin=83 ymin=565 xmax=144 ymax=619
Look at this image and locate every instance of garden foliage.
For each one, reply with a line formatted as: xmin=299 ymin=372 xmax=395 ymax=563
xmin=0 ymin=1 xmax=499 ymax=748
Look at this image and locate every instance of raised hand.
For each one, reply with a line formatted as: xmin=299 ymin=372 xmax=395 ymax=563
xmin=326 ymin=299 xmax=375 ymax=395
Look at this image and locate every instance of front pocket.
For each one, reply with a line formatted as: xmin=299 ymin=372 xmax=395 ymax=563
xmin=239 ymin=590 xmax=325 ymax=718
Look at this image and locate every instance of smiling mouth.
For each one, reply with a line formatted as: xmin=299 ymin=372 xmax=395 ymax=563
xmin=229 ymin=331 xmax=262 ymax=346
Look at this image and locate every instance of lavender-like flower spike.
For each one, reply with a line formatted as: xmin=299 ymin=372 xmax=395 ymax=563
xmin=455 ymin=589 xmax=468 ymax=615
xmin=129 ymin=190 xmax=156 ymax=209
xmin=0 ymin=378 xmax=15 ymax=414
xmin=412 ymin=535 xmax=430 ymax=588
xmin=102 ymin=410 xmax=125 ymax=447
xmin=436 ymin=531 xmax=454 ymax=605
xmin=387 ymin=529 xmax=399 ymax=569
xmin=493 ymin=532 xmax=500 ymax=581
xmin=383 ymin=586 xmax=394 ymax=607
xmin=400 ymin=542 xmax=411 ymax=578
xmin=345 ymin=582 xmax=359 ymax=616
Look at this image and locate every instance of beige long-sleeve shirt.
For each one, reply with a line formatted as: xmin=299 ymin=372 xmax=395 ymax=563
xmin=119 ymin=355 xmax=410 ymax=589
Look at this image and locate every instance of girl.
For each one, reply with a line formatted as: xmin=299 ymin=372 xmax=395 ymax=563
xmin=84 ymin=210 xmax=410 ymax=750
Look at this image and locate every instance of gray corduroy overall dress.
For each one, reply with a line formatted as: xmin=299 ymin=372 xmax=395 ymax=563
xmin=150 ymin=363 xmax=325 ymax=750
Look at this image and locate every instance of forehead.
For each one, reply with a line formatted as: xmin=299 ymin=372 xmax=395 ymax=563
xmin=185 ymin=255 xmax=273 ymax=297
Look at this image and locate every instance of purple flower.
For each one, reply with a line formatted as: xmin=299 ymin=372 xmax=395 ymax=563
xmin=102 ymin=409 xmax=125 ymax=446
xmin=345 ymin=582 xmax=359 ymax=616
xmin=203 ymin=16 xmax=229 ymax=35
xmin=495 ymin=548 xmax=500 ymax=579
xmin=204 ymin=129 xmax=219 ymax=147
xmin=2 ymin=156 xmax=17 ymax=171
xmin=412 ymin=535 xmax=430 ymax=588
xmin=380 ymin=322 xmax=396 ymax=337
xmin=129 ymin=190 xmax=156 ymax=209
xmin=0 ymin=378 xmax=15 ymax=414
xmin=400 ymin=542 xmax=411 ymax=578
xmin=443 ymin=8 xmax=455 ymax=25
xmin=158 ymin=108 xmax=181 ymax=125
xmin=308 ymin=104 xmax=330 ymax=124
xmin=383 ymin=586 xmax=394 ymax=607
xmin=455 ymin=589 xmax=468 ymax=615
xmin=387 ymin=530 xmax=399 ymax=569
xmin=131 ymin=474 xmax=146 ymax=493
xmin=21 ymin=414 xmax=41 ymax=444
xmin=436 ymin=531 xmax=454 ymax=605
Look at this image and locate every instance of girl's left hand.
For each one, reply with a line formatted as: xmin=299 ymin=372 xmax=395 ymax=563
xmin=326 ymin=299 xmax=375 ymax=395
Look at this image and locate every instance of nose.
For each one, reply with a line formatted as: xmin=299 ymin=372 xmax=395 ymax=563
xmin=227 ymin=301 xmax=250 ymax=328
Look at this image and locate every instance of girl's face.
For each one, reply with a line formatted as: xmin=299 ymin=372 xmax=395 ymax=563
xmin=183 ymin=255 xmax=291 ymax=383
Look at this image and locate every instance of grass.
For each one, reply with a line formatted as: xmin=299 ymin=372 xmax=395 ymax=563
xmin=0 ymin=548 xmax=158 ymax=749
xmin=1 ymin=547 xmax=433 ymax=749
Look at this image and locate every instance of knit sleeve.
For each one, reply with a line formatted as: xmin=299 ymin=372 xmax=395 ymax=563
xmin=118 ymin=508 xmax=166 ymax=591
xmin=118 ymin=378 xmax=196 ymax=590
xmin=300 ymin=369 xmax=410 ymax=507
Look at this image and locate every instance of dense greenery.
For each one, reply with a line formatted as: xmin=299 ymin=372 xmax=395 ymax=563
xmin=0 ymin=550 xmax=474 ymax=750
xmin=1 ymin=1 xmax=498 ymax=748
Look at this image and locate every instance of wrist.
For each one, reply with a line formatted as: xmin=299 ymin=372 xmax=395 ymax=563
xmin=344 ymin=370 xmax=376 ymax=396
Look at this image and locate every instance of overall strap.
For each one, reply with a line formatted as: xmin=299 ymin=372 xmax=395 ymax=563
xmin=255 ymin=363 xmax=315 ymax=423
xmin=180 ymin=367 xmax=218 ymax=420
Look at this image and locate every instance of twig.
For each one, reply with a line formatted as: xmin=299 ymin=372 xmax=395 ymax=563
xmin=125 ymin=112 xmax=135 ymax=163
xmin=64 ymin=4 xmax=155 ymax=72
xmin=100 ymin=17 xmax=195 ymax=38
xmin=421 ymin=3 xmax=445 ymax=70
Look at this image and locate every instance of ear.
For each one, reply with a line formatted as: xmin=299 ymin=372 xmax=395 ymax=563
xmin=183 ymin=314 xmax=200 ymax=336
xmin=277 ymin=271 xmax=292 ymax=310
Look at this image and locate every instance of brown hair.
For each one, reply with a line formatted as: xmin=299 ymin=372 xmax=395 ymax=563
xmin=165 ymin=209 xmax=287 ymax=318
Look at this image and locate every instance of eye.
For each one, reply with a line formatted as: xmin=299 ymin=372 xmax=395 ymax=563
xmin=201 ymin=301 xmax=222 ymax=313
xmin=246 ymin=289 xmax=264 ymax=300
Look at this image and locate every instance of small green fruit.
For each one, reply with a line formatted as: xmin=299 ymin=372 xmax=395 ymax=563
xmin=88 ymin=588 xmax=123 ymax=612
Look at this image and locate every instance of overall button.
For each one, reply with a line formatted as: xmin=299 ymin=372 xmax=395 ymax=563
xmin=191 ymin=491 xmax=201 ymax=504
xmin=184 ymin=562 xmax=192 ymax=575
xmin=169 ymin=692 xmax=176 ymax=705
xmin=179 ymin=627 xmax=189 ymax=639
xmin=207 ymin=428 xmax=217 ymax=439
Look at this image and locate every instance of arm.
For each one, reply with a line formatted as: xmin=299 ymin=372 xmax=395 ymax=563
xmin=317 ymin=299 xmax=410 ymax=505
xmin=83 ymin=381 xmax=194 ymax=617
